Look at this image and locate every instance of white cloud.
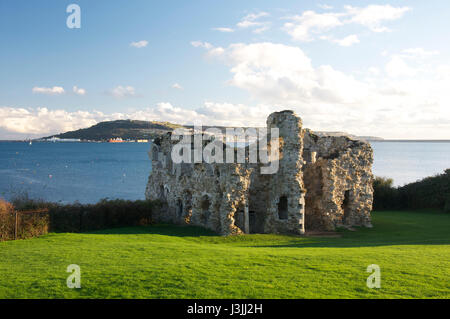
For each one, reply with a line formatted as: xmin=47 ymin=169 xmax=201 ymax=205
xmin=385 ymin=56 xmax=416 ymax=77
xmin=3 ymin=70 xmax=450 ymax=139
xmin=368 ymin=67 xmax=380 ymax=76
xmin=382 ymin=48 xmax=439 ymax=78
xmin=0 ymin=107 xmax=100 ymax=139
xmin=436 ymin=65 xmax=450 ymax=80
xmin=237 ymin=12 xmax=270 ymax=29
xmin=284 ymin=11 xmax=343 ymax=42
xmin=0 ymin=102 xmax=273 ymax=139
xmin=323 ymin=34 xmax=360 ymax=46
xmin=130 ymin=40 xmax=148 ymax=48
xmin=221 ymin=42 xmax=368 ymax=105
xmin=284 ymin=5 xmax=411 ymax=42
xmin=145 ymin=102 xmax=272 ymax=127
xmin=32 ymin=86 xmax=65 ymax=95
xmin=109 ymin=86 xmax=136 ymax=98
xmin=318 ymin=4 xmax=333 ymax=10
xmin=194 ymin=41 xmax=450 ymax=139
xmin=212 ymin=12 xmax=271 ymax=35
xmin=191 ymin=41 xmax=213 ymax=49
xmin=212 ymin=27 xmax=234 ymax=33
xmin=335 ymin=34 xmax=359 ymax=46
xmin=401 ymin=48 xmax=439 ymax=58
xmin=73 ymin=86 xmax=86 ymax=95
xmin=172 ymin=83 xmax=183 ymax=90
xmin=344 ymin=5 xmax=411 ymax=32
xmin=253 ymin=25 xmax=271 ymax=34
xmin=191 ymin=41 xmax=225 ymax=58
xmin=207 ymin=47 xmax=225 ymax=57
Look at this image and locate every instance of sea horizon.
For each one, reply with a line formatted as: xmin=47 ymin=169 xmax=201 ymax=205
xmin=1 ymin=140 xmax=448 ymax=204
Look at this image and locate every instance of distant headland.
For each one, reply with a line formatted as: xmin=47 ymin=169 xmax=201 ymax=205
xmin=16 ymin=119 xmax=386 ymax=143
xmin=1 ymin=119 xmax=449 ymax=143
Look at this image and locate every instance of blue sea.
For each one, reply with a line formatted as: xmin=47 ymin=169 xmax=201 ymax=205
xmin=0 ymin=141 xmax=449 ymax=204
xmin=0 ymin=142 xmax=151 ymax=204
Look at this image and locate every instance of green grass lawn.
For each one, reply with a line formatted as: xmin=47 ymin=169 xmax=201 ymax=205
xmin=0 ymin=210 xmax=449 ymax=299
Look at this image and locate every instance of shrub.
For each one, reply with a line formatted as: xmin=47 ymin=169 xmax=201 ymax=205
xmin=444 ymin=196 xmax=450 ymax=213
xmin=0 ymin=198 xmax=14 ymax=214
xmin=399 ymin=169 xmax=450 ymax=211
xmin=49 ymin=199 xmax=158 ymax=233
xmin=1 ymin=196 xmax=159 ymax=241
xmin=0 ymin=198 xmax=49 ymax=241
xmin=10 ymin=192 xmax=52 ymax=211
xmin=372 ymin=176 xmax=400 ymax=210
xmin=16 ymin=211 xmax=50 ymax=240
xmin=372 ymin=169 xmax=450 ymax=212
xmin=0 ymin=199 xmax=15 ymax=241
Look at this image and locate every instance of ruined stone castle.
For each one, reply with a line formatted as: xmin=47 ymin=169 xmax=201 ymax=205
xmin=145 ymin=111 xmax=373 ymax=235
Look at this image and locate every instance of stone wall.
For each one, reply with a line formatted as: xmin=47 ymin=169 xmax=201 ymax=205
xmin=303 ymin=129 xmax=374 ymax=230
xmin=145 ymin=111 xmax=373 ymax=235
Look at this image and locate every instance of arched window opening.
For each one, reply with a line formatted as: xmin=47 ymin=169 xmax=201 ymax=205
xmin=200 ymin=196 xmax=211 ymax=224
xmin=201 ymin=198 xmax=210 ymax=212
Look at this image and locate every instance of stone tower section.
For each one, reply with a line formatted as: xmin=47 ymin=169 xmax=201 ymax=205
xmin=263 ymin=111 xmax=306 ymax=234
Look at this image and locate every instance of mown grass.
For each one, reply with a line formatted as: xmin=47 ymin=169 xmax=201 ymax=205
xmin=0 ymin=210 xmax=449 ymax=299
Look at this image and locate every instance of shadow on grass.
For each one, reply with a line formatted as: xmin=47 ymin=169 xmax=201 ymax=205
xmin=252 ymin=211 xmax=450 ymax=248
xmin=82 ymin=210 xmax=450 ymax=248
xmin=251 ymin=236 xmax=450 ymax=249
xmin=85 ymin=224 xmax=218 ymax=237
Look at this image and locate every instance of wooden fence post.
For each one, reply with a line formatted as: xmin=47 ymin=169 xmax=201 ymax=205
xmin=14 ymin=211 xmax=18 ymax=240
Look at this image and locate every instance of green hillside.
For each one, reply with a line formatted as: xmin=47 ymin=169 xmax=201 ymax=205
xmin=43 ymin=119 xmax=383 ymax=142
xmin=46 ymin=120 xmax=185 ymax=141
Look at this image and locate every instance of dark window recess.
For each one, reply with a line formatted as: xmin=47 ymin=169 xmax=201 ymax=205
xmin=200 ymin=197 xmax=211 ymax=223
xmin=342 ymin=190 xmax=350 ymax=222
xmin=177 ymin=199 xmax=183 ymax=217
xmin=159 ymin=185 xmax=165 ymax=200
xmin=249 ymin=211 xmax=256 ymax=233
xmin=234 ymin=210 xmax=245 ymax=231
xmin=278 ymin=196 xmax=288 ymax=220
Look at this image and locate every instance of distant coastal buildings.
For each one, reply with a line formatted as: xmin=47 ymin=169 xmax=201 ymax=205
xmin=33 ymin=137 xmax=150 ymax=143
xmin=108 ymin=138 xmax=149 ymax=143
xmin=42 ymin=137 xmax=81 ymax=142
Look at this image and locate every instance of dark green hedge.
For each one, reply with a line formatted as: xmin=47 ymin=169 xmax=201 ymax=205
xmin=49 ymin=199 xmax=158 ymax=233
xmin=373 ymin=177 xmax=400 ymax=210
xmin=1 ymin=198 xmax=160 ymax=241
xmin=373 ymin=169 xmax=450 ymax=212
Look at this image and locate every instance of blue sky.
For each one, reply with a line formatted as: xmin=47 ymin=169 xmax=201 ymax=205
xmin=1 ymin=0 xmax=449 ymax=139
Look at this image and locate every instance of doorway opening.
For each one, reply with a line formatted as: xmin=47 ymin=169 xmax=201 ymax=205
xmin=200 ymin=196 xmax=211 ymax=224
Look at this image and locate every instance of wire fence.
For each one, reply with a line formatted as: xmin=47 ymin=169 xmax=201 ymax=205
xmin=0 ymin=209 xmax=50 ymax=241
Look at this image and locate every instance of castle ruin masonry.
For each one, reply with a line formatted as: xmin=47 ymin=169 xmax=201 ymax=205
xmin=145 ymin=110 xmax=373 ymax=235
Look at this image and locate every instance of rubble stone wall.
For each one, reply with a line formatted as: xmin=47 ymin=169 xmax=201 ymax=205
xmin=303 ymin=130 xmax=374 ymax=230
xmin=145 ymin=111 xmax=373 ymax=235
